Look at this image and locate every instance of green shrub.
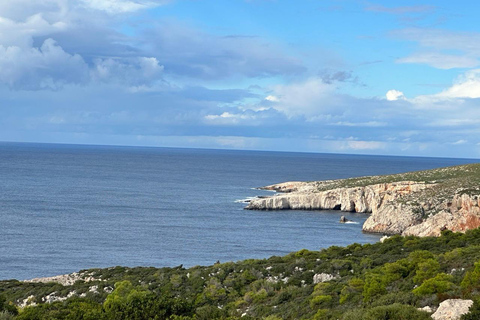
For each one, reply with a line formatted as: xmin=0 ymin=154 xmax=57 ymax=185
xmin=310 ymin=295 xmax=333 ymax=308
xmin=339 ymin=278 xmax=364 ymax=304
xmin=363 ymin=274 xmax=386 ymax=303
xmin=0 ymin=311 xmax=15 ymax=320
xmin=370 ymin=291 xmax=417 ymax=307
xmin=413 ymin=273 xmax=456 ymax=296
xmin=461 ymin=260 xmax=480 ymax=295
xmin=362 ymin=303 xmax=431 ymax=320
xmin=413 ymin=259 xmax=440 ymax=284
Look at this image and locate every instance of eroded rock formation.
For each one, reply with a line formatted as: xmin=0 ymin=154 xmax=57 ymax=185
xmin=246 ymin=178 xmax=480 ymax=237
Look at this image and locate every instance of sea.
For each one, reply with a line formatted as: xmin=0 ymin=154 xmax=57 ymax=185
xmin=0 ymin=142 xmax=478 ymax=280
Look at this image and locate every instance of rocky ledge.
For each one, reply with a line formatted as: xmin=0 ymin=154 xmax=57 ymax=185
xmin=245 ymin=163 xmax=480 ymax=237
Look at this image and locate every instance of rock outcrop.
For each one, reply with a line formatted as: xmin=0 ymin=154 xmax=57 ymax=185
xmin=404 ymin=194 xmax=480 ymax=237
xmin=24 ymin=271 xmax=98 ymax=286
xmin=431 ymin=299 xmax=473 ymax=320
xmin=246 ymin=165 xmax=480 ymax=237
xmin=247 ymin=181 xmax=434 ymax=235
xmin=313 ymin=273 xmax=339 ymax=284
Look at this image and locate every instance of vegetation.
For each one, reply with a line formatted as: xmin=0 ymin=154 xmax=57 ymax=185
xmin=302 ymin=163 xmax=480 ymax=218
xmin=3 ymin=229 xmax=480 ymax=318
xmin=314 ymin=163 xmax=480 ymax=191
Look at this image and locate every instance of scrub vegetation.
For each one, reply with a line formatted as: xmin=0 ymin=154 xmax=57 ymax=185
xmin=3 ymin=229 xmax=480 ymax=319
xmin=315 ymin=163 xmax=480 ymax=192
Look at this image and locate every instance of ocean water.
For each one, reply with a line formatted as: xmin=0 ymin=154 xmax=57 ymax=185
xmin=0 ymin=143 xmax=477 ymax=280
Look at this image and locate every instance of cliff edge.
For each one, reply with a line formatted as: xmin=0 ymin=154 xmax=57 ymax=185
xmin=246 ymin=163 xmax=480 ymax=236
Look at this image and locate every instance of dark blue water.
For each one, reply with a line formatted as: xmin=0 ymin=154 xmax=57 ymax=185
xmin=0 ymin=143 xmax=477 ymax=280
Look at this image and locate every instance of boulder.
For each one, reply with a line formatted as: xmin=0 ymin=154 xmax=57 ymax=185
xmin=340 ymin=216 xmax=349 ymax=223
xmin=313 ymin=273 xmax=339 ymax=284
xmin=431 ymin=299 xmax=473 ymax=320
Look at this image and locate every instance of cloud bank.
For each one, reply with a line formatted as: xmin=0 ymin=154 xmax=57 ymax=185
xmin=1 ymin=0 xmax=480 ymax=158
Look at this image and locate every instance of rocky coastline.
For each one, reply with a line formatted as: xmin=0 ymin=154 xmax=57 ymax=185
xmin=245 ymin=164 xmax=480 ymax=237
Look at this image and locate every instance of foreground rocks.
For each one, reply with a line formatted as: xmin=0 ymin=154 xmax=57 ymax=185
xmin=246 ymin=164 xmax=480 ymax=236
xmin=431 ymin=299 xmax=473 ymax=320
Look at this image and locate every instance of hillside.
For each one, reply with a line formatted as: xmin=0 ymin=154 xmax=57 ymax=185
xmin=246 ymin=163 xmax=480 ymax=236
xmin=3 ymin=230 xmax=480 ymax=319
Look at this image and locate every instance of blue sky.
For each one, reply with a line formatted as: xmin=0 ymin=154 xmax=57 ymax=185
xmin=3 ymin=0 xmax=480 ymax=158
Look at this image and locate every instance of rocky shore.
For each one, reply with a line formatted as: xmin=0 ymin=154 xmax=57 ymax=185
xmin=246 ymin=164 xmax=480 ymax=237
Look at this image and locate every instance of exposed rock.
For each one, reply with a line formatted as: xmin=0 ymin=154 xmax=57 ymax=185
xmin=313 ymin=273 xmax=339 ymax=284
xmin=247 ymin=168 xmax=480 ymax=237
xmin=379 ymin=236 xmax=390 ymax=243
xmin=418 ymin=306 xmax=433 ymax=313
xmin=18 ymin=295 xmax=36 ymax=308
xmin=259 ymin=181 xmax=310 ymax=193
xmin=247 ymin=181 xmax=433 ymax=235
xmin=42 ymin=291 xmax=76 ymax=304
xmin=24 ymin=271 xmax=98 ymax=286
xmin=340 ymin=216 xmax=349 ymax=223
xmin=104 ymin=286 xmax=114 ymax=293
xmin=404 ymin=194 xmax=480 ymax=237
xmin=431 ymin=299 xmax=473 ymax=320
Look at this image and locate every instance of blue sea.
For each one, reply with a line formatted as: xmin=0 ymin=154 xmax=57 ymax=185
xmin=0 ymin=142 xmax=478 ymax=280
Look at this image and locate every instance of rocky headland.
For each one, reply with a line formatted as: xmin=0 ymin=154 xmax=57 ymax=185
xmin=246 ymin=163 xmax=480 ymax=237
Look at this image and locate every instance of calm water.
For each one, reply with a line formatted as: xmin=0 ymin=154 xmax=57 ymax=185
xmin=0 ymin=143 xmax=478 ymax=280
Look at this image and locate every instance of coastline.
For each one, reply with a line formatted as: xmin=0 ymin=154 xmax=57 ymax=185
xmin=246 ymin=163 xmax=480 ymax=237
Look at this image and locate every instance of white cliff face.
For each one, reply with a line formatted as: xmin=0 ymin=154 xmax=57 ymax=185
xmin=247 ymin=175 xmax=480 ymax=237
xmin=247 ymin=181 xmax=474 ymax=236
xmin=249 ymin=182 xmax=427 ymax=212
xmin=247 ymin=181 xmax=433 ymax=234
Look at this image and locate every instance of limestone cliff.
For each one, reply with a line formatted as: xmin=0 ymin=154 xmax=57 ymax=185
xmin=246 ymin=163 xmax=480 ymax=236
xmin=403 ymin=193 xmax=480 ymax=236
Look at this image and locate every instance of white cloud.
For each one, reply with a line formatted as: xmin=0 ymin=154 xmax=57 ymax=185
xmin=397 ymin=52 xmax=478 ymax=70
xmin=204 ymin=112 xmax=253 ymax=124
xmin=203 ymin=110 xmax=272 ymax=126
xmin=92 ymin=57 xmax=164 ymax=85
xmin=265 ymin=95 xmax=279 ymax=102
xmin=0 ymin=39 xmax=89 ymax=89
xmin=0 ymin=38 xmax=163 ymax=89
xmin=80 ymin=0 xmax=169 ymax=14
xmin=394 ymin=28 xmax=480 ymax=69
xmin=0 ymin=13 xmax=68 ymax=48
xmin=434 ymin=69 xmax=480 ymax=99
xmin=268 ymin=78 xmax=336 ymax=117
xmin=0 ymin=1 xmax=69 ymax=21
xmin=386 ymin=89 xmax=405 ymax=101
xmin=332 ymin=121 xmax=387 ymax=127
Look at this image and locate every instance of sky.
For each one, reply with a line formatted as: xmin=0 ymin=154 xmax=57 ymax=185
xmin=2 ymin=0 xmax=480 ymax=158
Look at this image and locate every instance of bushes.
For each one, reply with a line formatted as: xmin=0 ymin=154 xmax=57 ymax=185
xmin=339 ymin=278 xmax=364 ymax=304
xmin=461 ymin=260 xmax=480 ymax=296
xmin=8 ymin=229 xmax=480 ymax=319
xmin=413 ymin=259 xmax=440 ymax=284
xmin=0 ymin=296 xmax=17 ymax=317
xmin=310 ymin=295 xmax=332 ymax=309
xmin=362 ymin=303 xmax=431 ymax=320
xmin=342 ymin=304 xmax=430 ymax=320
xmin=412 ymin=273 xmax=456 ymax=296
xmin=362 ymin=274 xmax=386 ymax=303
